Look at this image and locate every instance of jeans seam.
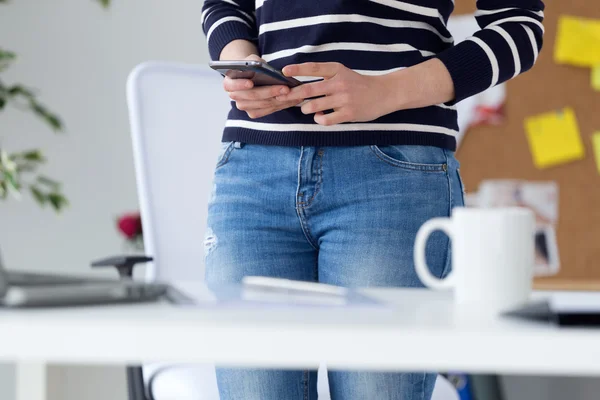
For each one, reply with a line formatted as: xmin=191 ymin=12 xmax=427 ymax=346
xmin=444 ymin=150 xmax=453 ymax=210
xmin=215 ymin=141 xmax=235 ymax=169
xmin=440 ymin=149 xmax=453 ymax=279
xmin=296 ymin=208 xmax=320 ymax=250
xmin=295 ymin=148 xmax=320 ymax=250
xmin=421 ymin=372 xmax=426 ymax=400
xmin=457 ymin=168 xmax=466 ymax=197
xmin=303 ymin=370 xmax=309 ymax=400
xmin=313 ymin=250 xmax=318 ymax=282
xmin=297 ymin=149 xmax=323 ymax=207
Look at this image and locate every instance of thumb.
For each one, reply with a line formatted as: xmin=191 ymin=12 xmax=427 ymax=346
xmin=245 ymin=54 xmax=265 ymax=62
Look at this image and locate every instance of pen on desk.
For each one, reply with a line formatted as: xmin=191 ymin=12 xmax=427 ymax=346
xmin=242 ymin=276 xmax=349 ymax=297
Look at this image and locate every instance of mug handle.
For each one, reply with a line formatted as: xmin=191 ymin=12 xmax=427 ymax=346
xmin=414 ymin=218 xmax=456 ymax=289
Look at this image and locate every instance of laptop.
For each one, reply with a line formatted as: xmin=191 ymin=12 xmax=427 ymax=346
xmin=0 ymin=250 xmax=168 ymax=308
xmin=504 ymin=291 xmax=600 ymax=327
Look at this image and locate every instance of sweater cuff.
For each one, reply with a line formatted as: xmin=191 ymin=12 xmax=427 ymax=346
xmin=435 ymin=40 xmax=494 ymax=105
xmin=208 ymin=22 xmax=258 ymax=61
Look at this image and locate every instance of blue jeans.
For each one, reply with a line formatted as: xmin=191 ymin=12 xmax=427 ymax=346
xmin=205 ymin=142 xmax=465 ymax=400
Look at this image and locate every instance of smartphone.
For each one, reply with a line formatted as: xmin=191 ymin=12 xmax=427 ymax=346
xmin=209 ymin=60 xmax=302 ymax=88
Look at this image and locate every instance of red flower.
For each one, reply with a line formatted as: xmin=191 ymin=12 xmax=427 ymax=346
xmin=117 ymin=213 xmax=142 ymax=239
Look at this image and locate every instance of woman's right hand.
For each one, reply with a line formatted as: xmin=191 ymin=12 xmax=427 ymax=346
xmin=224 ymin=55 xmax=302 ymax=119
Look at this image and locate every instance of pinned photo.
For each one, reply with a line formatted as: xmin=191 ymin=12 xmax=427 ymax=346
xmin=467 ymin=180 xmax=561 ymax=277
xmin=534 ymin=225 xmax=560 ymax=276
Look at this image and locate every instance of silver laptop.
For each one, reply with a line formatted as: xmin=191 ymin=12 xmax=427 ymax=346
xmin=0 ymin=250 xmax=168 ymax=308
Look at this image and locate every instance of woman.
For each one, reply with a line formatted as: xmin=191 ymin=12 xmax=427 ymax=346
xmin=201 ymin=1 xmax=544 ymax=399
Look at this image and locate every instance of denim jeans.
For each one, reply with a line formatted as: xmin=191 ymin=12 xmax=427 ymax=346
xmin=205 ymin=142 xmax=465 ymax=400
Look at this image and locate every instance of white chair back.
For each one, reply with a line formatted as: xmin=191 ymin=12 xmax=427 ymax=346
xmin=126 ymin=61 xmax=230 ymax=282
xmin=126 ymin=62 xmax=229 ymax=400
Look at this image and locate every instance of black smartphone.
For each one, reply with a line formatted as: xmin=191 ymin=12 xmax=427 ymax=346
xmin=209 ymin=60 xmax=302 ymax=88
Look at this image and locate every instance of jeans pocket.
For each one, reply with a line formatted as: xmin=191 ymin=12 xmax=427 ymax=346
xmin=369 ymin=144 xmax=448 ymax=172
xmin=215 ymin=141 xmax=235 ymax=169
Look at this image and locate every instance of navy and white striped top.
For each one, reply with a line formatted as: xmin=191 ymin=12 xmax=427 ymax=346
xmin=201 ymin=0 xmax=545 ymax=150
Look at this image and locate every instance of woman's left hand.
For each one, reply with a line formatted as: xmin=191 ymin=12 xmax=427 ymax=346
xmin=277 ymin=62 xmax=396 ymax=126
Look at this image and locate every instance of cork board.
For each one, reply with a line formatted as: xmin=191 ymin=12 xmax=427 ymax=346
xmin=453 ymin=1 xmax=600 ymax=288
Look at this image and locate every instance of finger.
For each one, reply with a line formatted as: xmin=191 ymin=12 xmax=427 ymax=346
xmin=229 ymin=85 xmax=290 ymax=101
xmin=314 ymin=110 xmax=350 ymax=126
xmin=245 ymin=54 xmax=264 ymax=62
xmin=300 ymin=95 xmax=344 ymax=115
xmin=282 ymin=62 xmax=342 ymax=79
xmin=276 ymin=79 xmax=333 ymax=102
xmin=247 ymin=108 xmax=277 ymax=119
xmin=235 ymin=98 xmax=279 ymax=111
xmin=246 ymin=101 xmax=301 ymax=119
xmin=223 ymin=77 xmax=254 ymax=92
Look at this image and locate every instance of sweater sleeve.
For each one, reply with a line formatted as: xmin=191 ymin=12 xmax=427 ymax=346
xmin=436 ymin=0 xmax=545 ymax=104
xmin=202 ymin=0 xmax=258 ymax=61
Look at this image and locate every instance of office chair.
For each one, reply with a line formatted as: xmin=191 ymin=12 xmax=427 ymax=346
xmin=125 ymin=61 xmax=459 ymax=400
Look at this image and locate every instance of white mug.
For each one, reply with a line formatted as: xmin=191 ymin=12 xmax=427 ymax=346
xmin=414 ymin=207 xmax=535 ymax=312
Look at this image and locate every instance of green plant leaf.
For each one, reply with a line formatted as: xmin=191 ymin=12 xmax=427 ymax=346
xmin=21 ymin=149 xmax=45 ymax=162
xmin=0 ymin=181 xmax=7 ymax=200
xmin=15 ymin=162 xmax=38 ymax=173
xmin=0 ymin=150 xmax=17 ymax=173
xmin=30 ymin=186 xmax=46 ymax=206
xmin=9 ymin=150 xmax=46 ymax=171
xmin=3 ymin=170 xmax=22 ymax=201
xmin=0 ymin=48 xmax=16 ymax=71
xmin=1 ymin=82 xmax=63 ymax=132
xmin=4 ymin=170 xmax=20 ymax=192
xmin=98 ymin=0 xmax=111 ymax=8
xmin=47 ymin=192 xmax=68 ymax=212
xmin=30 ymin=102 xmax=63 ymax=131
xmin=37 ymin=175 xmax=61 ymax=189
xmin=0 ymin=50 xmax=16 ymax=59
xmin=0 ymin=79 xmax=7 ymax=109
xmin=8 ymin=84 xmax=35 ymax=99
xmin=45 ymin=114 xmax=62 ymax=131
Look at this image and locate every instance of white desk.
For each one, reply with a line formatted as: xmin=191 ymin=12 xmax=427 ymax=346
xmin=2 ymin=283 xmax=600 ymax=400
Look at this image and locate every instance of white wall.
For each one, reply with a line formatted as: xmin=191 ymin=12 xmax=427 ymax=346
xmin=0 ymin=0 xmax=209 ymax=276
xmin=0 ymin=1 xmax=209 ymax=399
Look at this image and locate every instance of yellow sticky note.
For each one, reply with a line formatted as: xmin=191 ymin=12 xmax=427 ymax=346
xmin=555 ymin=15 xmax=600 ymax=67
xmin=592 ymin=133 xmax=600 ymax=175
xmin=525 ymin=107 xmax=585 ymax=169
xmin=593 ymin=66 xmax=600 ymax=91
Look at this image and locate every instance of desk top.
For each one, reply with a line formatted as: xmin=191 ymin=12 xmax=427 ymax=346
xmin=0 ymin=283 xmax=598 ymax=376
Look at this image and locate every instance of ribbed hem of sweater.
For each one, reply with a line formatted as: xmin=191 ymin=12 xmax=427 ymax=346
xmin=222 ymin=127 xmax=457 ymax=151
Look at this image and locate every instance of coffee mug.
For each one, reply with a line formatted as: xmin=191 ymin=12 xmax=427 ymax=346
xmin=414 ymin=207 xmax=535 ymax=311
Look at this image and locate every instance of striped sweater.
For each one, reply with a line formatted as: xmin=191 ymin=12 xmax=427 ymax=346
xmin=201 ymin=0 xmax=545 ymax=150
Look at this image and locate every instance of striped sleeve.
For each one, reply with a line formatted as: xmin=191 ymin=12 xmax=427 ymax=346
xmin=202 ymin=0 xmax=258 ymax=61
xmin=436 ymin=0 xmax=545 ymax=104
